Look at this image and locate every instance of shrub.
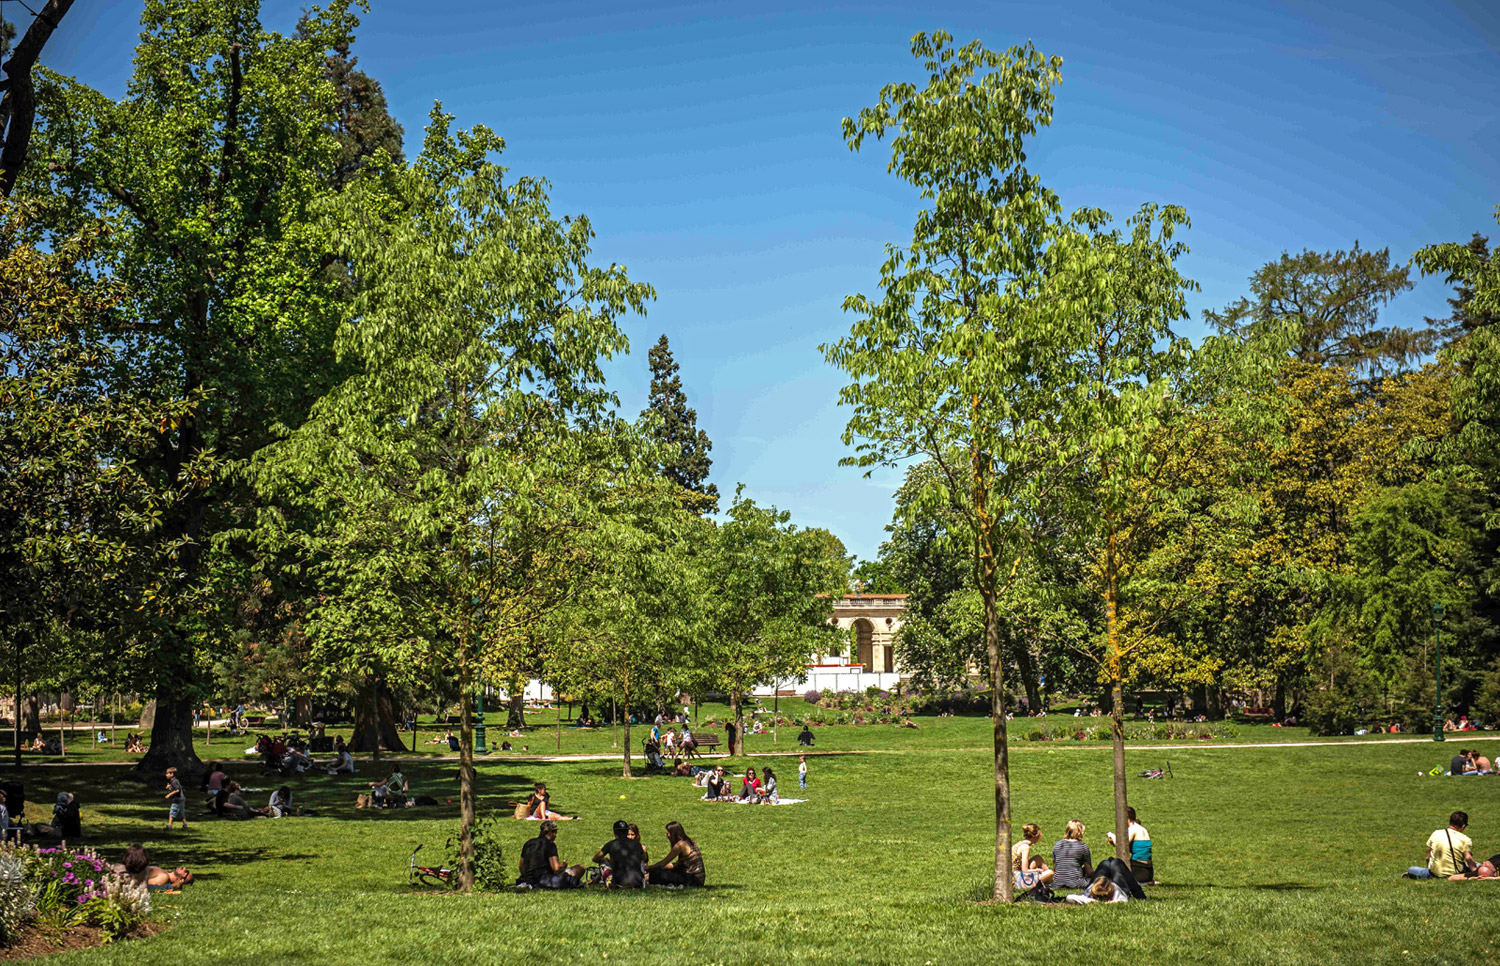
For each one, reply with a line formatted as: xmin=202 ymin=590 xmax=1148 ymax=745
xmin=0 ymin=855 xmax=33 ymax=946
xmin=803 ymin=690 xmax=821 ymax=704
xmin=444 ymin=811 xmax=507 ymax=891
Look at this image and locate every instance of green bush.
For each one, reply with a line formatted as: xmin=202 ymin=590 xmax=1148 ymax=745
xmin=445 ymin=812 xmax=507 ymax=891
xmin=0 ymin=855 xmax=33 ymax=946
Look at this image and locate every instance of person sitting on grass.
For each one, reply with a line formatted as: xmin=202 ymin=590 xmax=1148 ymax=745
xmin=447 ymin=732 xmax=461 ymax=752
xmin=1012 ymin=823 xmax=1055 ymax=891
xmin=797 ymin=723 xmax=815 ymax=747
xmin=268 ymin=786 xmax=304 ymax=817
xmin=1105 ymin=807 xmax=1155 ymax=885
xmin=738 ymin=767 xmax=761 ymax=802
xmin=593 ymin=820 xmax=646 ymax=888
xmin=647 ymin=821 xmax=705 ymax=887
xmin=516 ymin=820 xmax=584 ymax=889
xmin=1064 ymin=874 xmax=1128 ymax=905
xmin=1052 ymin=820 xmax=1094 ymax=890
xmin=121 ymin=845 xmax=194 ymax=892
xmin=627 ymin=823 xmax=648 ymax=865
xmin=1450 ymin=749 xmax=1475 ymax=775
xmin=525 ymin=782 xmax=577 ymax=821
xmin=757 ymin=766 xmax=778 ymax=803
xmin=370 ymin=768 xmax=407 ymax=807
xmin=704 ymin=765 xmax=730 ymax=800
xmin=1408 ymin=811 xmax=1476 ymax=879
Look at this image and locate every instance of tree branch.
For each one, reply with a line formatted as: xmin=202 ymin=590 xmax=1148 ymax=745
xmin=0 ymin=0 xmax=75 ymax=197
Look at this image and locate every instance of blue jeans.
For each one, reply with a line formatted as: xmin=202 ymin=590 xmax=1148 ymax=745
xmin=1406 ymin=867 xmax=1433 ymax=879
xmin=799 ymin=773 xmax=806 ymax=788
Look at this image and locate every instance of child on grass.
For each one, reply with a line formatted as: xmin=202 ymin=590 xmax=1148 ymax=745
xmin=798 ymin=755 xmax=807 ymax=789
xmin=165 ymin=767 xmax=187 ymax=830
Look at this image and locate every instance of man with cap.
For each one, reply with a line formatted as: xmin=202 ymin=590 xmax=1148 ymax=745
xmin=517 ymin=820 xmax=583 ymax=889
xmin=594 ymin=820 xmax=647 ymax=888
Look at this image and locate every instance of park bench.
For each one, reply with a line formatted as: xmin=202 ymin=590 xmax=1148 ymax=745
xmin=244 ymin=716 xmax=268 ymax=727
xmin=691 ymin=734 xmax=720 ymax=753
xmin=1235 ymin=707 xmax=1275 ymax=723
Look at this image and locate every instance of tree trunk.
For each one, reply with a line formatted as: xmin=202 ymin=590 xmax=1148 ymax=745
xmin=1273 ymin=678 xmax=1287 ymax=720
xmin=22 ymin=695 xmax=38 ymax=733
xmin=611 ymin=695 xmax=618 ymax=748
xmin=135 ymin=691 xmax=201 ymax=777
xmin=972 ymin=435 xmax=1013 ymax=903
xmin=730 ymin=690 xmax=745 ymax=757
xmin=621 ymin=684 xmax=633 ymax=778
xmin=12 ymin=629 xmax=26 ymax=769
xmin=350 ymin=677 xmax=407 ymax=754
xmin=294 ymin=695 xmax=312 ymax=729
xmin=0 ymin=0 xmax=77 ymax=197
xmin=507 ymin=692 xmax=525 ymax=730
xmin=1013 ymin=640 xmax=1042 ymax=712
xmin=137 ymin=700 xmax=155 ymax=733
xmin=1104 ymin=533 xmax=1130 ymax=863
xmin=456 ymin=650 xmax=477 ymax=891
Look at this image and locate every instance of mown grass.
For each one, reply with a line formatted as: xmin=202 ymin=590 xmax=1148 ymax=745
xmin=5 ymin=716 xmax=1500 ymax=964
xmin=26 ymin=699 xmax=1453 ymax=767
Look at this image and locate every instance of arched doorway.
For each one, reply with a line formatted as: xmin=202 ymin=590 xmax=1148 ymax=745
xmin=854 ymin=619 xmax=874 ymax=672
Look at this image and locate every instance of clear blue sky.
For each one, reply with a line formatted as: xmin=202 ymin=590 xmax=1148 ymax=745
xmin=35 ymin=0 xmax=1500 ymax=562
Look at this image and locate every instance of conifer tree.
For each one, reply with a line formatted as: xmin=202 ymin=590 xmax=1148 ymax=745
xmin=643 ymin=335 xmax=718 ymax=512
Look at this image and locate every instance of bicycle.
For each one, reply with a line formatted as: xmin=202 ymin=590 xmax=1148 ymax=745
xmin=409 ymin=844 xmax=454 ymax=888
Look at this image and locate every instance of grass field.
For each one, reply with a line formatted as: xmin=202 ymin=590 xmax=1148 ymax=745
xmin=6 ymin=709 xmax=1500 ymax=965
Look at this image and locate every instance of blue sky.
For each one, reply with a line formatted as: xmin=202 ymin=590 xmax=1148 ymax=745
xmin=35 ymin=0 xmax=1500 ymax=562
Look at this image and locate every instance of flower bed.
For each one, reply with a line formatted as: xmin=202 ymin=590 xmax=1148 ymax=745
xmin=1020 ymin=722 xmax=1240 ymax=742
xmin=0 ymin=845 xmax=154 ymax=950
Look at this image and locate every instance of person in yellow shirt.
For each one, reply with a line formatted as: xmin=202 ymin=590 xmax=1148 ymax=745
xmin=1409 ymin=811 xmax=1476 ymax=879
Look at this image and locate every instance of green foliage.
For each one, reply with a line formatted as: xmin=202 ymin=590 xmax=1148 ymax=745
xmin=1204 ymin=243 xmax=1422 ymax=374
xmin=0 ymin=855 xmax=32 ymax=946
xmin=444 ymin=812 xmax=506 ymax=892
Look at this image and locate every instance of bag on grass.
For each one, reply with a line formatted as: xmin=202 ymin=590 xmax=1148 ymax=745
xmin=514 ymin=800 xmax=529 ymax=820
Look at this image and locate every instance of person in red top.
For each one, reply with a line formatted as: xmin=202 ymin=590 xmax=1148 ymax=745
xmin=738 ymin=767 xmax=761 ymax=802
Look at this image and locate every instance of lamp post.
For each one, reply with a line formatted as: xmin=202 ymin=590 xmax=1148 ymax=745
xmin=1433 ymin=602 xmax=1446 ymax=743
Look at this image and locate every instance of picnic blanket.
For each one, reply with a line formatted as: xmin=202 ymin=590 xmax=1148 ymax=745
xmin=700 ymin=795 xmax=807 ymax=805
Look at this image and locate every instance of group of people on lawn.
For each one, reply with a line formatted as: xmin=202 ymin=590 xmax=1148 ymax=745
xmin=517 ymin=818 xmax=705 ymax=890
xmin=1407 ymin=811 xmax=1500 ymax=880
xmin=1012 ymin=810 xmax=1153 ymax=904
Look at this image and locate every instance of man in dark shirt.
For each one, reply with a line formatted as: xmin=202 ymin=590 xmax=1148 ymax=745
xmin=517 ymin=820 xmax=582 ymax=889
xmin=1452 ymin=750 xmax=1472 ymax=775
xmin=594 ymin=820 xmax=647 ymax=888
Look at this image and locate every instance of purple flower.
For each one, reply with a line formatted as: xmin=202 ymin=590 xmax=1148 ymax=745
xmin=63 ymin=862 xmax=72 ymax=869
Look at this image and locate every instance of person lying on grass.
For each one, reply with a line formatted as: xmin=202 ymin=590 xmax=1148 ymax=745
xmin=222 ymin=782 xmax=269 ymax=819
xmin=120 ymin=844 xmax=195 ymax=892
xmin=1449 ymin=859 xmax=1500 ymax=881
xmin=1012 ymin=824 xmax=1055 ymax=891
xmin=1052 ymin=821 xmax=1093 ymax=890
xmin=1064 ymin=875 xmax=1128 ymax=905
xmin=594 ymin=820 xmax=647 ymax=888
xmin=1408 ymin=811 xmax=1476 ymax=879
xmin=646 ymin=821 xmax=705 ymax=887
xmin=524 ymin=782 xmax=578 ymax=821
xmin=516 ymin=820 xmax=584 ymax=889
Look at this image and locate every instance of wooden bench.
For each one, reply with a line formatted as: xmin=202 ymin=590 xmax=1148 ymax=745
xmin=1235 ymin=707 xmax=1275 ymax=723
xmin=691 ymin=734 xmax=720 ymax=754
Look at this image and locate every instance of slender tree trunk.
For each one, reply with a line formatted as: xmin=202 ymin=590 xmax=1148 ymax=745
xmin=971 ymin=403 xmax=1013 ymax=902
xmin=621 ymin=682 xmax=633 ymax=778
xmin=456 ymin=635 xmax=477 ymax=891
xmin=611 ymin=695 xmax=618 ymax=749
xmin=555 ymin=701 xmax=561 ymax=753
xmin=12 ymin=630 xmax=24 ymax=769
xmin=507 ymin=692 xmax=525 ymax=730
xmin=1104 ymin=528 xmax=1129 ymax=862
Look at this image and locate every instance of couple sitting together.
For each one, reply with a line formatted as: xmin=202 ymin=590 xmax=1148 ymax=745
xmin=1012 ymin=813 xmax=1151 ymax=904
xmin=517 ymin=819 xmax=704 ymax=889
xmin=1406 ymin=811 xmax=1500 ymax=880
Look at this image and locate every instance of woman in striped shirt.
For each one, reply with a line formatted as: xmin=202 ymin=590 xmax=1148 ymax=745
xmin=1051 ymin=820 xmax=1094 ymax=889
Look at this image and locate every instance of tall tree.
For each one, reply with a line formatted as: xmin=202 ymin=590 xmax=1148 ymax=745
xmin=256 ymin=107 xmax=651 ymax=890
xmin=29 ymin=0 xmax=364 ymax=773
xmin=0 ymin=209 xmax=211 ymax=767
xmin=1204 ymin=244 xmax=1421 ymax=374
xmin=704 ymin=490 xmax=847 ymax=755
xmin=296 ymin=17 xmax=404 ymax=188
xmin=642 ymin=335 xmax=718 ymax=512
xmin=824 ymin=32 xmax=1073 ymax=902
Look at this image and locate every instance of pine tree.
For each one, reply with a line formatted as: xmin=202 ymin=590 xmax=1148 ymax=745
xmin=643 ymin=335 xmax=719 ymax=512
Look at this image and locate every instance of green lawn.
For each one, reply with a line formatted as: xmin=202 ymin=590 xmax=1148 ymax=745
xmin=7 ymin=714 xmax=1500 ymax=964
xmin=24 ymin=699 xmax=1456 ymax=767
